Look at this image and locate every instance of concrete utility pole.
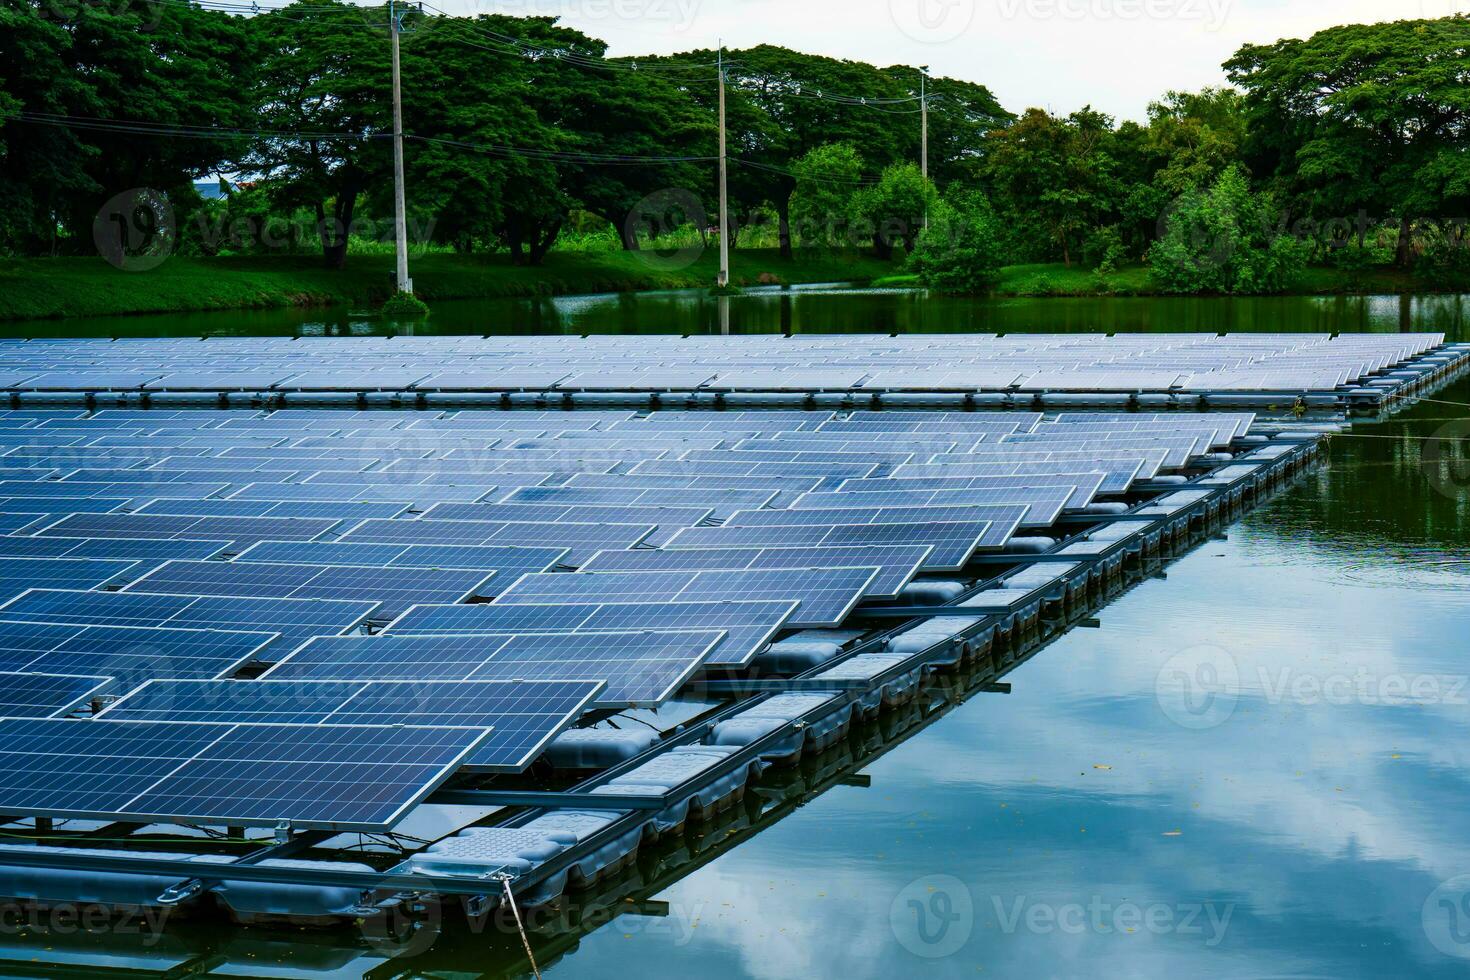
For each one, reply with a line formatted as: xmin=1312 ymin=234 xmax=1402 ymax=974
xmin=717 ymin=44 xmax=730 ymax=288
xmin=920 ymin=65 xmax=929 ymax=230
xmin=390 ymin=0 xmax=412 ymax=294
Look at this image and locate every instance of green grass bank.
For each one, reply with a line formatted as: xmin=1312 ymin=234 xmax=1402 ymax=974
xmin=0 ymin=250 xmax=897 ymax=321
xmin=0 ymin=252 xmax=1450 ymax=322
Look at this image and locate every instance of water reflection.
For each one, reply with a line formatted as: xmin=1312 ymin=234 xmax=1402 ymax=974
xmin=3 ymin=287 xmax=1466 ymax=339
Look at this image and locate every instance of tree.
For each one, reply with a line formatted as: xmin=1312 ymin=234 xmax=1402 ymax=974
xmin=849 ymin=163 xmax=936 ymax=258
xmin=1149 ymin=165 xmax=1306 ymax=294
xmin=1145 ymin=88 xmax=1247 ymax=197
xmin=0 ymin=0 xmax=255 ymax=254
xmin=789 ymin=142 xmax=864 ymax=247
xmin=246 ymin=1 xmax=392 ymax=268
xmin=1226 ymin=17 xmax=1470 ymax=266
xmin=909 ymin=189 xmax=1005 ymax=293
xmin=982 ymin=108 xmax=1122 ymax=266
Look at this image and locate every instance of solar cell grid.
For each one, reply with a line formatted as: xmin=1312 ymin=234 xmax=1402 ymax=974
xmin=494 ymin=566 xmax=880 ymax=628
xmin=37 ymin=513 xmax=340 ymax=550
xmin=0 ymin=535 xmax=230 ymax=562
xmin=0 ymin=718 xmax=486 ymax=831
xmin=97 ymin=678 xmax=604 ymax=771
xmin=664 ymin=520 xmax=992 ymax=571
xmin=0 ymin=671 xmax=113 ymax=718
xmin=232 ymin=540 xmax=570 ymax=575
xmin=385 ymin=598 xmax=798 ymax=667
xmin=578 ymin=543 xmax=931 ymax=599
xmin=265 ymin=630 xmax=725 ymax=706
xmin=338 ymin=517 xmax=656 ymax=564
xmin=0 ymin=590 xmax=375 ymax=658
xmin=0 ymin=619 xmax=276 ymax=689
xmin=122 ymin=560 xmax=498 ymax=619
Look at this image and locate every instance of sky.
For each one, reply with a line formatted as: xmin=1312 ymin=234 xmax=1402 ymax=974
xmin=441 ymin=0 xmax=1459 ymax=122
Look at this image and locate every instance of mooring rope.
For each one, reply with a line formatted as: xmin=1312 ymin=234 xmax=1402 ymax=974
xmin=1330 ymin=431 xmax=1470 ymax=442
xmin=495 ymin=872 xmax=543 ymax=980
xmin=1406 ymin=396 xmax=1470 ymax=410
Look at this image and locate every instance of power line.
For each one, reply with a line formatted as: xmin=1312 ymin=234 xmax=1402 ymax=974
xmin=5 ymin=111 xmax=716 ymax=166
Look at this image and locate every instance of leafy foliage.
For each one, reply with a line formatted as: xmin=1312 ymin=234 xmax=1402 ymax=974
xmin=1149 ymin=166 xmax=1306 ymax=294
xmin=908 ymin=190 xmax=1005 ymax=294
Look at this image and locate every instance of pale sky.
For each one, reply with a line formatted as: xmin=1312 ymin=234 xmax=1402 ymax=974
xmin=453 ymin=0 xmax=1458 ymax=121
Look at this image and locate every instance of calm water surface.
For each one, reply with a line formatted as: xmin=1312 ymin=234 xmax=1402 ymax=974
xmin=2 ymin=285 xmax=1467 ymax=339
xmin=1 ymin=292 xmax=1467 ymax=978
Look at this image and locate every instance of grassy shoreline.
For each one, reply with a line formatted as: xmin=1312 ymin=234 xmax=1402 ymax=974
xmin=0 ymin=252 xmax=1452 ymax=322
xmin=0 ymin=250 xmax=896 ymax=322
xmin=875 ymin=262 xmax=1442 ymax=297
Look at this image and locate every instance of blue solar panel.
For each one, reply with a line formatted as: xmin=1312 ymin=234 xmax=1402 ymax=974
xmin=0 ymin=718 xmax=487 ymax=831
xmin=0 ymin=535 xmax=230 ymax=562
xmin=794 ymin=486 xmax=1078 ymax=525
xmin=420 ymin=501 xmax=716 ymax=527
xmin=724 ymin=504 xmax=1028 ymax=549
xmin=0 ymin=558 xmax=139 ymax=601
xmin=266 ymin=631 xmax=725 ymax=706
xmin=37 ymin=514 xmax=340 ymax=550
xmin=501 ymin=485 xmax=778 ymax=515
xmin=0 ymin=671 xmax=112 ymax=718
xmin=385 ymin=599 xmax=797 ymax=668
xmin=135 ymin=499 xmax=413 ymax=521
xmin=578 ymin=544 xmax=931 ymax=599
xmin=494 ymin=567 xmax=879 ymax=628
xmin=233 ymin=481 xmax=500 ymax=504
xmin=339 ymin=518 xmax=656 ymax=565
xmin=663 ymin=521 xmax=992 ymax=572
xmin=0 ymin=514 xmax=43 ymax=534
xmin=0 ymin=620 xmax=275 ymax=690
xmin=0 ymin=590 xmax=376 ymax=659
xmin=98 ymin=678 xmax=604 ymax=772
xmin=123 ymin=560 xmax=497 ymax=619
xmin=0 ymin=496 xmax=132 ymax=515
xmin=232 ymin=540 xmax=570 ymax=575
xmin=835 ymin=473 xmax=1109 ymax=509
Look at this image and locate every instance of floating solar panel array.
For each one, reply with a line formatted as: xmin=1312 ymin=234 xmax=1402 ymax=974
xmin=0 ymin=391 xmax=1292 ymax=833
xmin=0 ymin=334 xmax=1448 ymax=397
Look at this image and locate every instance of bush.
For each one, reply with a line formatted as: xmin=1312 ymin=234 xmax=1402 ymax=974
xmin=1084 ymin=225 xmax=1126 ymax=274
xmin=380 ymin=291 xmax=430 ymax=317
xmin=1149 ymin=166 xmax=1306 ymax=294
xmin=1414 ymin=237 xmax=1470 ymax=290
xmin=907 ymin=191 xmax=1006 ymax=295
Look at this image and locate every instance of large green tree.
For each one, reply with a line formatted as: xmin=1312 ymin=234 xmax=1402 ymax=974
xmin=1226 ymin=16 xmax=1470 ymax=265
xmin=983 ymin=107 xmax=1123 ymax=266
xmin=0 ymin=0 xmax=255 ymax=254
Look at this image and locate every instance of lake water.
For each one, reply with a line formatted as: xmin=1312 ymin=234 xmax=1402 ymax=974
xmin=3 ymin=285 xmax=1467 ymax=340
xmin=2 ymin=290 xmax=1468 ymax=978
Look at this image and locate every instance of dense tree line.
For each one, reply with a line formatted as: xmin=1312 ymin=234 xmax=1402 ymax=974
xmin=0 ymin=3 xmax=1465 ymax=293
